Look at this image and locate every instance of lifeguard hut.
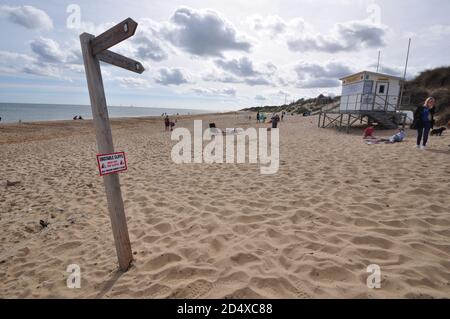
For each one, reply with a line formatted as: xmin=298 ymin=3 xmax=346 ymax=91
xmin=318 ymin=71 xmax=407 ymax=132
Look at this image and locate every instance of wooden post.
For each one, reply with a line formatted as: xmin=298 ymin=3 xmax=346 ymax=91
xmin=80 ymin=33 xmax=132 ymax=271
xmin=346 ymin=114 xmax=351 ymax=134
xmin=318 ymin=112 xmax=322 ymax=128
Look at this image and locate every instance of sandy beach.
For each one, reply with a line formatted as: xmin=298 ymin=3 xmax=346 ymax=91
xmin=1 ymin=113 xmax=450 ymax=299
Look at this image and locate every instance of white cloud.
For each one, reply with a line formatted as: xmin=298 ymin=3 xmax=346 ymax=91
xmin=2 ymin=2 xmax=449 ymax=108
xmin=0 ymin=51 xmax=35 ymax=74
xmin=30 ymin=37 xmax=66 ymax=63
xmin=131 ymin=19 xmax=169 ymax=62
xmin=288 ymin=19 xmax=388 ymax=53
xmin=0 ymin=35 xmax=84 ymax=81
xmin=0 ymin=50 xmax=64 ymax=78
xmin=214 ymin=57 xmax=260 ymax=77
xmin=0 ymin=5 xmax=53 ymax=30
xmin=133 ymin=35 xmax=168 ymax=62
xmin=427 ymin=24 xmax=450 ymax=37
xmin=192 ymin=87 xmax=236 ymax=97
xmin=295 ymin=62 xmax=353 ymax=88
xmin=277 ymin=90 xmax=291 ymax=97
xmin=163 ymin=7 xmax=251 ymax=57
xmin=23 ymin=63 xmax=62 ymax=78
xmin=247 ymin=15 xmax=287 ymax=38
xmin=248 ymin=15 xmax=306 ymax=40
xmin=155 ymin=67 xmax=189 ymax=86
xmin=118 ymin=77 xmax=152 ymax=89
xmin=245 ymin=77 xmax=273 ymax=86
xmin=208 ymin=57 xmax=277 ymax=86
xmin=202 ymin=71 xmax=241 ymax=83
xmin=250 ymin=14 xmax=388 ymax=53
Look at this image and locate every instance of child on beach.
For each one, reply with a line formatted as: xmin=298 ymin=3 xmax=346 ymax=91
xmin=366 ymin=129 xmax=406 ymax=144
xmin=363 ymin=125 xmax=376 ymax=139
xmin=388 ymin=129 xmax=406 ymax=143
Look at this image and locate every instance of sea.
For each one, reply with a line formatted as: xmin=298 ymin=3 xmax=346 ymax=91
xmin=0 ymin=103 xmax=208 ymax=123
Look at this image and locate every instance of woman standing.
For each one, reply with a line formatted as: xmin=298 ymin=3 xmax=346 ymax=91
xmin=413 ymin=97 xmax=435 ymax=150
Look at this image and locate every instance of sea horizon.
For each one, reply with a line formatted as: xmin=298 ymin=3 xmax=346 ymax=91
xmin=0 ymin=102 xmax=213 ymax=123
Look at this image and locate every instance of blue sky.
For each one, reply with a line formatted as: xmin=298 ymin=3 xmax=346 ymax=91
xmin=0 ymin=0 xmax=449 ymax=111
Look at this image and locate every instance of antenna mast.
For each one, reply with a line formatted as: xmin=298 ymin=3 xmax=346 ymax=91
xmin=376 ymin=51 xmax=381 ymax=72
xmin=398 ymin=38 xmax=412 ymax=110
xmin=403 ymin=38 xmax=411 ymax=80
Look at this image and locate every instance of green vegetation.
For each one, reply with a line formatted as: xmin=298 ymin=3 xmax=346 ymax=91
xmin=242 ymin=94 xmax=340 ymax=114
xmin=403 ymin=66 xmax=450 ymax=126
xmin=242 ymin=66 xmax=450 ymax=126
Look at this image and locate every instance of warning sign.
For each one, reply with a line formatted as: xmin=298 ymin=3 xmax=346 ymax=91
xmin=96 ymin=152 xmax=127 ymax=176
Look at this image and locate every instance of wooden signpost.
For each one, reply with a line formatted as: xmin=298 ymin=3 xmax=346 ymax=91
xmin=80 ymin=18 xmax=144 ymax=271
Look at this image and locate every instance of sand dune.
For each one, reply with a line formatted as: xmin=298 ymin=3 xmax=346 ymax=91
xmin=1 ymin=113 xmax=449 ymax=298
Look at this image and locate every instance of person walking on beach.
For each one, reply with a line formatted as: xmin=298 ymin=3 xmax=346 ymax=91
xmin=256 ymin=111 xmax=260 ymax=123
xmin=261 ymin=112 xmax=266 ymax=123
xmin=413 ymin=97 xmax=435 ymax=150
xmin=271 ymin=113 xmax=281 ymax=129
xmin=164 ymin=115 xmax=170 ymax=131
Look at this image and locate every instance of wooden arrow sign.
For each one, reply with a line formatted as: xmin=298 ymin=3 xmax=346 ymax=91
xmin=97 ymin=50 xmax=144 ymax=74
xmin=80 ymin=17 xmax=145 ymax=272
xmin=90 ymin=17 xmax=138 ymax=55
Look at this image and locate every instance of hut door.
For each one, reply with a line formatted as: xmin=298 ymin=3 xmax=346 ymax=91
xmin=374 ymin=81 xmax=389 ymax=111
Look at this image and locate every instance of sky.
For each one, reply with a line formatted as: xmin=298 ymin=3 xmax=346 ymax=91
xmin=0 ymin=0 xmax=449 ymax=111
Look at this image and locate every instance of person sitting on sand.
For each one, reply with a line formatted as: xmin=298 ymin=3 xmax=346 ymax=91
xmin=388 ymin=128 xmax=406 ymax=143
xmin=366 ymin=129 xmax=406 ymax=144
xmin=78 ymin=115 xmax=83 ymax=120
xmin=363 ymin=125 xmax=376 ymax=139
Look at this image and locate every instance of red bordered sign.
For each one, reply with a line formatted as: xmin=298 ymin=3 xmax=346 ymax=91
xmin=96 ymin=152 xmax=128 ymax=176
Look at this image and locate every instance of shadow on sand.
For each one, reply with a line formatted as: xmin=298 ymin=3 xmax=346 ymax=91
xmin=95 ymin=268 xmax=128 ymax=298
xmin=425 ymin=148 xmax=450 ymax=155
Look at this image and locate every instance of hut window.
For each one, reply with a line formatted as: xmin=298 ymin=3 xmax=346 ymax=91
xmin=379 ymin=85 xmax=386 ymax=94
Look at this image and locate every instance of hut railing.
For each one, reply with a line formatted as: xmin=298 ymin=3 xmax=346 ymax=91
xmin=340 ymin=93 xmax=408 ymax=113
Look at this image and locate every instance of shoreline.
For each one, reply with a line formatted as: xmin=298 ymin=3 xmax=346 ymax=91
xmin=0 ymin=112 xmax=238 ymax=145
xmin=0 ymin=102 xmax=227 ymax=125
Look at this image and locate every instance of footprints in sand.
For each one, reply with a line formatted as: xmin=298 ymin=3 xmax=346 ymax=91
xmin=230 ymin=253 xmax=260 ymax=265
xmin=143 ymin=253 xmax=182 ymax=271
xmin=154 ymin=223 xmax=172 ymax=234
xmin=52 ymin=241 xmax=82 ymax=254
xmin=351 ymin=235 xmax=395 ymax=250
xmin=2 ymin=114 xmax=450 ymax=299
